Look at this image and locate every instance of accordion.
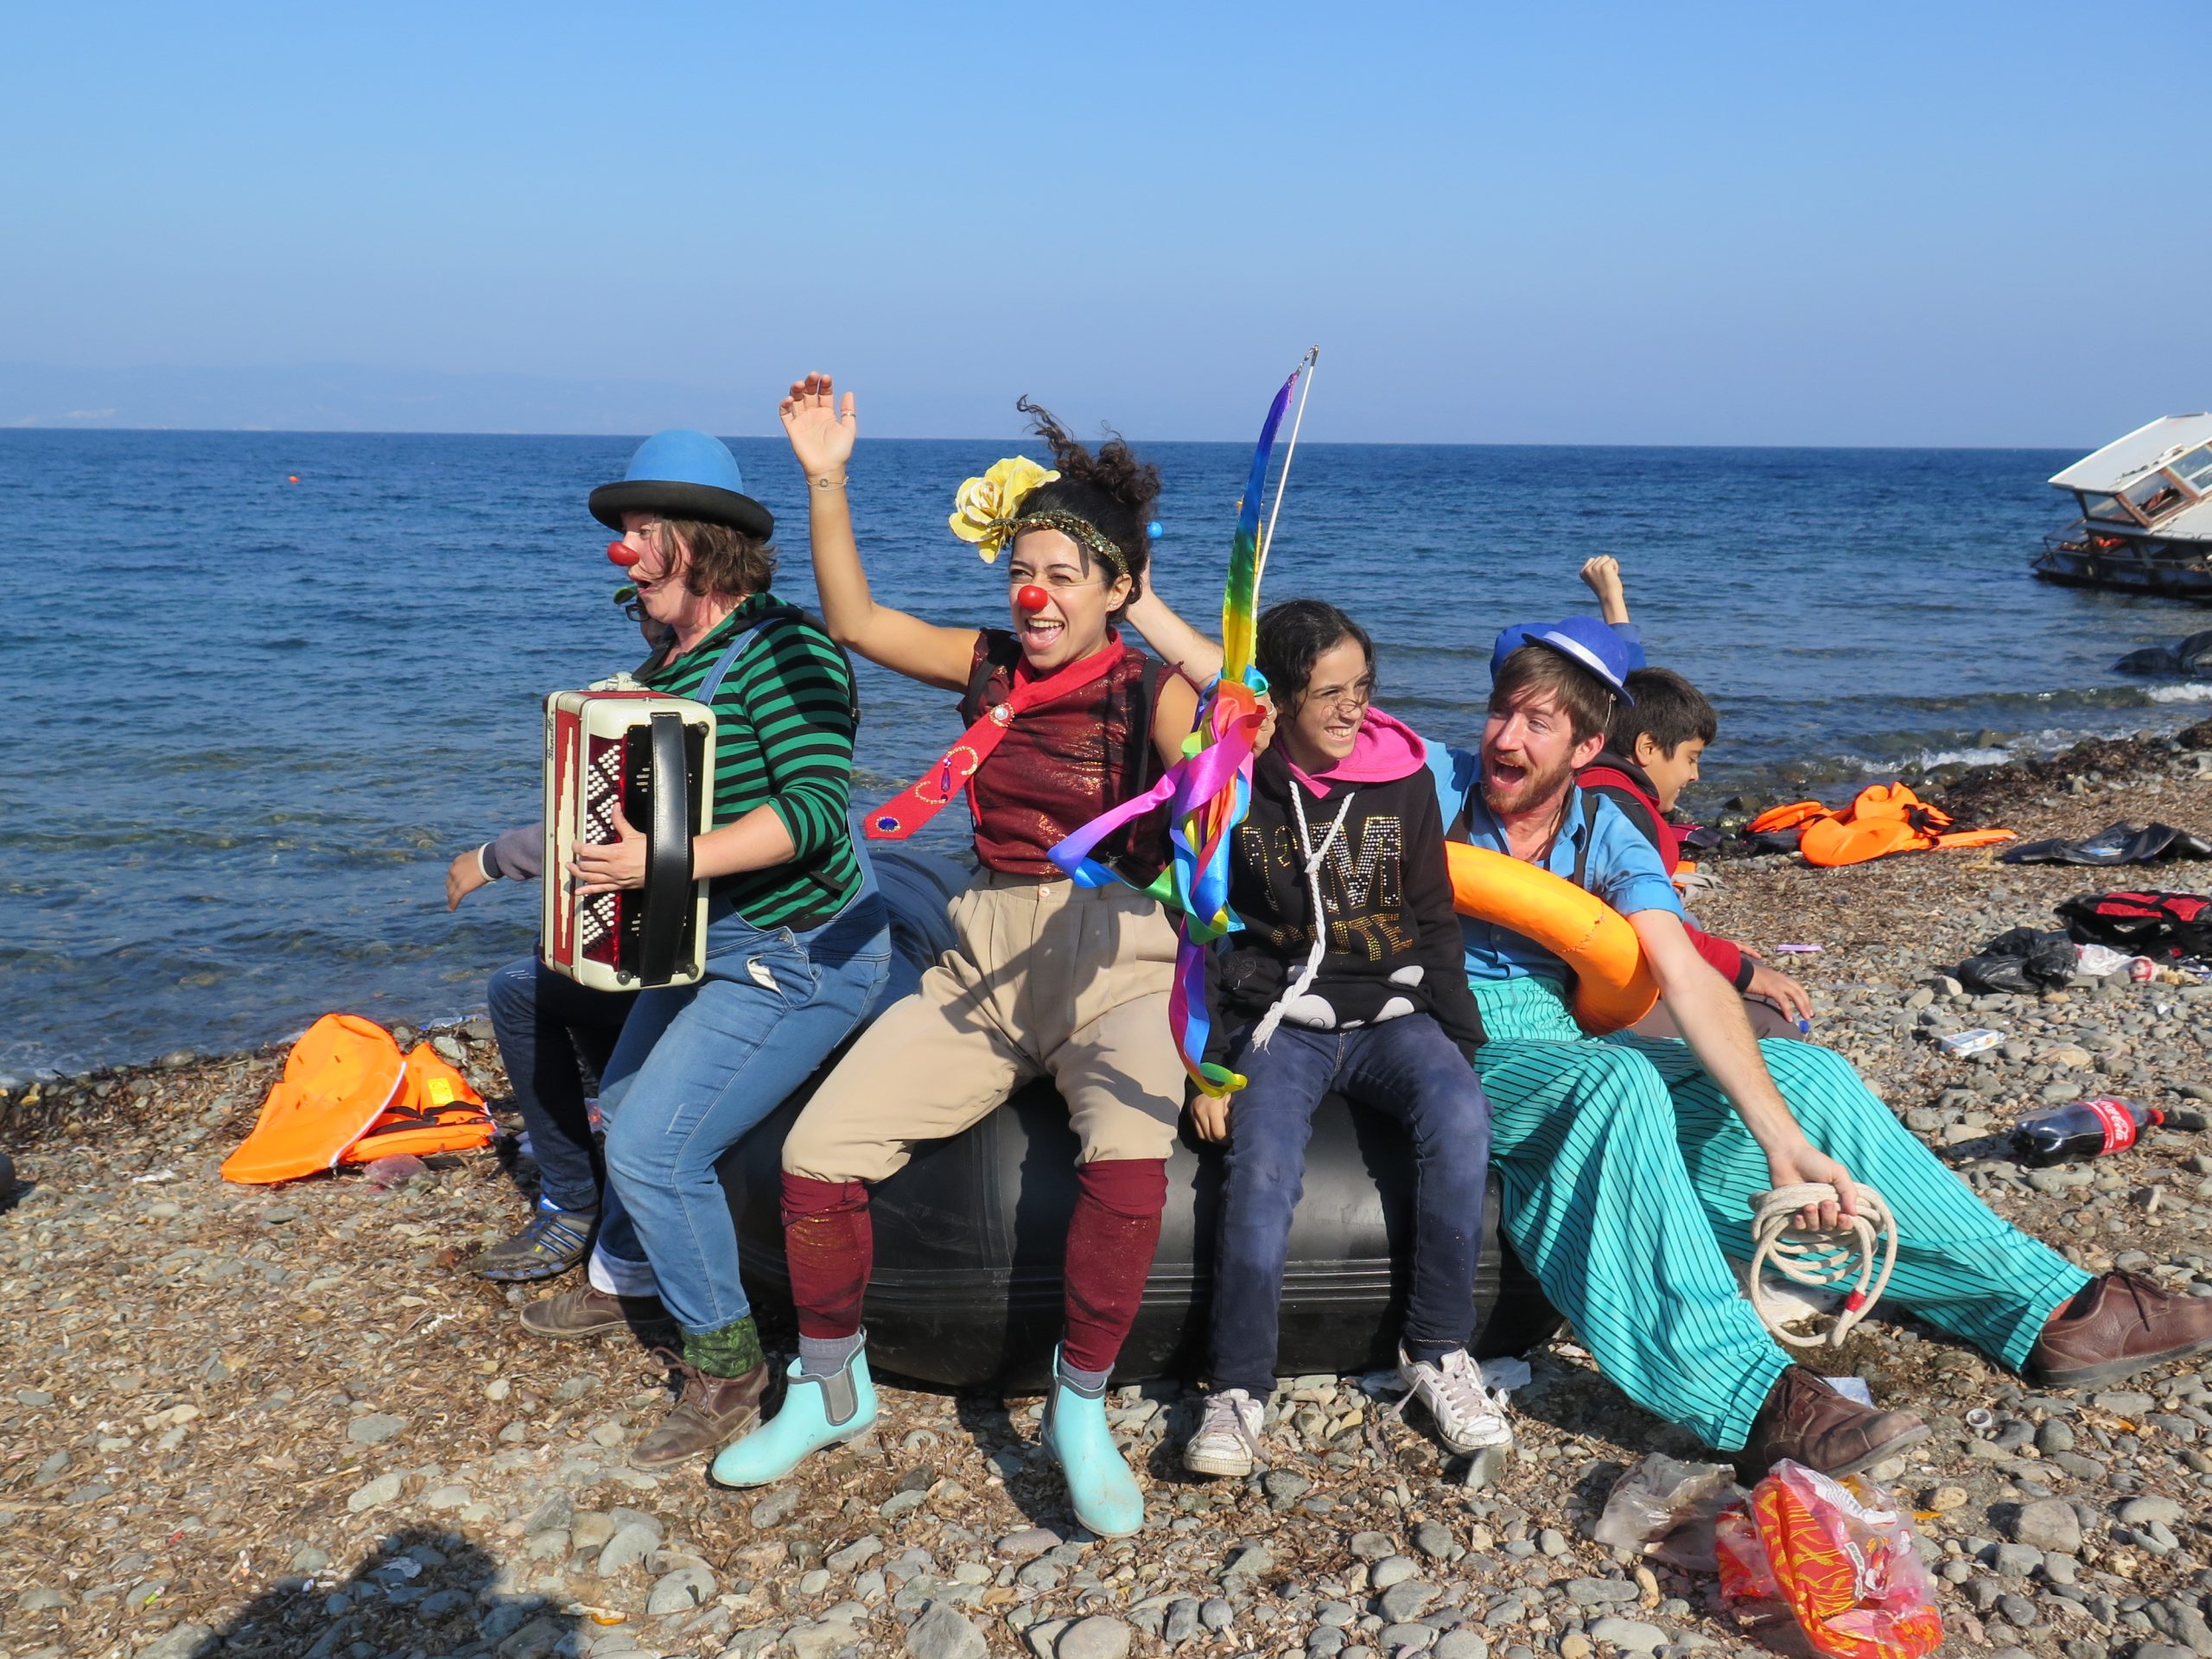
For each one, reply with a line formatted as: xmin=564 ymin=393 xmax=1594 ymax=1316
xmin=541 ymin=689 xmax=716 ymax=991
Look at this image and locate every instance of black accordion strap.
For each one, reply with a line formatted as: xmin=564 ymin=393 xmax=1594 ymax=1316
xmin=637 ymin=711 xmax=696 ymax=986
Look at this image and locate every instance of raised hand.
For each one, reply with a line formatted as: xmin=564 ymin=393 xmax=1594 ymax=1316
xmin=779 ymin=371 xmax=858 ymax=481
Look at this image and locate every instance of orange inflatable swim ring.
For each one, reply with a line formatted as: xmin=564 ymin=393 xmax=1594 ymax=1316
xmin=1445 ymin=842 xmax=1658 ymax=1034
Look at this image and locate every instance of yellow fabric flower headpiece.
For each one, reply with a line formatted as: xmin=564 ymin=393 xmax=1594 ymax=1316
xmin=948 ymin=456 xmax=1059 ymax=563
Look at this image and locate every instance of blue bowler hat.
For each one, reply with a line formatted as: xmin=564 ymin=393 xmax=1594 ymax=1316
xmin=1489 ymin=614 xmax=1636 ymax=703
xmin=589 ymin=429 xmax=773 ymax=540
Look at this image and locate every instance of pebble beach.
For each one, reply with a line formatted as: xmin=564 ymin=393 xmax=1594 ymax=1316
xmin=5 ymin=722 xmax=2212 ymax=1659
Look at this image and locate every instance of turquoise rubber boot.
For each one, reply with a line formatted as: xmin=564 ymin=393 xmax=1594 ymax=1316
xmin=709 ymin=1348 xmax=876 ymax=1489
xmin=1041 ymin=1349 xmax=1145 ymax=1537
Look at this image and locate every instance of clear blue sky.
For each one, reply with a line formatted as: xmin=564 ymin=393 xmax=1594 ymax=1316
xmin=4 ymin=2 xmax=2204 ymax=445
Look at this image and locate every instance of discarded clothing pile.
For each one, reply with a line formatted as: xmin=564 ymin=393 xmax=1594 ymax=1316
xmin=221 ymin=1013 xmax=494 ymax=1185
xmin=2001 ymin=821 xmax=2212 ymax=867
xmin=1745 ymin=784 xmax=2014 ymax=868
xmin=2056 ymin=890 xmax=2212 ymax=967
xmin=1955 ymin=927 xmax=2080 ymax=995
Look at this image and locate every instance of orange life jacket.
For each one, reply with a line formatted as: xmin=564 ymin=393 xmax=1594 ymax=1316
xmin=1795 ymin=783 xmax=2014 ymax=868
xmin=222 ymin=1015 xmax=493 ymax=1184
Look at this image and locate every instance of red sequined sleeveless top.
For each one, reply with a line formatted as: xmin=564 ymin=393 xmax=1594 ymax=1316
xmin=960 ymin=629 xmax=1168 ymax=880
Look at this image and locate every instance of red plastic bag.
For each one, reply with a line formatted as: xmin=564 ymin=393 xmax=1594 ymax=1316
xmin=1716 ymin=1460 xmax=1943 ymax=1659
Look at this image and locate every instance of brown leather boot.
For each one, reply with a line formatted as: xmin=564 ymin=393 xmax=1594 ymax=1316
xmin=2027 ymin=1273 xmax=2212 ymax=1390
xmin=1735 ymin=1365 xmax=1929 ymax=1484
xmin=519 ymin=1285 xmax=675 ymax=1341
xmin=631 ymin=1359 xmax=770 ymax=1471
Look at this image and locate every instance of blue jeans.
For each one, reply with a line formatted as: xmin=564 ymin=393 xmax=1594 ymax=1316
xmin=1210 ymin=1014 xmax=1493 ymax=1397
xmin=594 ymin=893 xmax=893 ymax=1336
xmin=486 ymin=958 xmax=636 ymax=1214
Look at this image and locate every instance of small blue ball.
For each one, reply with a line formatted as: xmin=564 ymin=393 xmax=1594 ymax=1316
xmin=1146 ymin=520 xmax=1164 ymax=538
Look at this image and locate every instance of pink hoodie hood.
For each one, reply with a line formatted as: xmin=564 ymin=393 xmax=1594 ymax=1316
xmin=1285 ymin=705 xmax=1427 ymax=796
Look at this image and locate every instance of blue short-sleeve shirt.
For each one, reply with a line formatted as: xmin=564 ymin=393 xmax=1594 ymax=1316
xmin=1426 ymin=742 xmax=1683 ymax=986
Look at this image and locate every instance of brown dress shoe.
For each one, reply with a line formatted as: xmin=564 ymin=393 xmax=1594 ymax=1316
xmin=519 ymin=1285 xmax=674 ymax=1341
xmin=1735 ymin=1365 xmax=1930 ymax=1484
xmin=631 ymin=1360 xmax=770 ymax=1471
xmin=2026 ymin=1272 xmax=2212 ymax=1390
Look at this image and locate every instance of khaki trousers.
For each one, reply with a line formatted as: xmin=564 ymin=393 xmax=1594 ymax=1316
xmin=781 ymin=870 xmax=1185 ymax=1182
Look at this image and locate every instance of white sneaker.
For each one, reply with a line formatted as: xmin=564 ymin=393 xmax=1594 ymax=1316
xmin=1396 ymin=1345 xmax=1513 ymax=1453
xmin=1182 ymin=1389 xmax=1267 ymax=1478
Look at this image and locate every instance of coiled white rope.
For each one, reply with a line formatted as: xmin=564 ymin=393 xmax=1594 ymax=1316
xmin=1747 ymin=1183 xmax=1897 ymax=1349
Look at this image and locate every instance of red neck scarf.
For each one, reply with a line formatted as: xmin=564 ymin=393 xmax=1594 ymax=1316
xmin=865 ymin=635 xmax=1128 ymax=841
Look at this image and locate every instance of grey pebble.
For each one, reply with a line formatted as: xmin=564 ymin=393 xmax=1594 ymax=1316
xmin=997 ymin=1526 xmax=1062 ymax=1560
xmin=2117 ymin=1497 xmax=2184 ymax=1527
xmin=346 ymin=1471 xmax=403 ymax=1513
xmin=1165 ymin=1599 xmax=1203 ymax=1644
xmin=646 ymin=1564 xmax=716 ymax=1615
xmin=346 ymin=1411 xmax=405 ymax=1445
xmin=139 ymin=1625 xmax=218 ymax=1659
xmin=827 ymin=1534 xmax=884 ymax=1573
xmin=1201 ymin=1596 xmax=1236 ymax=1630
xmin=1586 ymin=1618 xmax=1667 ymax=1653
xmin=1378 ymin=1580 xmax=1440 ymax=1622
xmin=1434 ymin=1635 xmax=1491 ymax=1659
xmin=750 ymin=1489 xmax=798 ymax=1529
xmin=1350 ymin=1531 xmax=1396 ymax=1560
xmin=1414 ymin=1520 xmax=1457 ymax=1560
xmin=906 ymin=1603 xmax=988 ymax=1659
xmin=1057 ymin=1615 xmax=1134 ymax=1659
xmin=2005 ymin=1497 xmax=2082 ymax=1554
xmin=1371 ymin=1554 xmax=1419 ymax=1589
xmin=598 ymin=1520 xmax=662 ymax=1577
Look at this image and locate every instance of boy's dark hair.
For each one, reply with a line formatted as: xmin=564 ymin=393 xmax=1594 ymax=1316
xmin=1255 ymin=599 xmax=1376 ymax=712
xmin=1014 ymin=397 xmax=1161 ymax=606
xmin=1490 ymin=644 xmax=1615 ymax=744
xmin=1608 ymin=666 xmax=1718 ymax=756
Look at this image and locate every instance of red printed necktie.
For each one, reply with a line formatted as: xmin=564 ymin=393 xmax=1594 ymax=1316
xmin=864 ymin=637 xmax=1128 ymax=841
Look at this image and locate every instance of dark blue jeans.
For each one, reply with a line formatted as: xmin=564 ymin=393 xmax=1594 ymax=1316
xmin=1210 ymin=1014 xmax=1492 ymax=1397
xmin=486 ymin=957 xmax=637 ymax=1214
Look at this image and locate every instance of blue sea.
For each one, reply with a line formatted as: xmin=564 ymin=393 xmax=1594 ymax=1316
xmin=4 ymin=430 xmax=2208 ymax=1081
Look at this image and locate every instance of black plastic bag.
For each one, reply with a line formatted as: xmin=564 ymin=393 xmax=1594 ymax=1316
xmin=1956 ymin=927 xmax=2077 ymax=994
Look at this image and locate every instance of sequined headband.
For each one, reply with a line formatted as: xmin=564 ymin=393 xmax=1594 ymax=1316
xmin=990 ymin=511 xmax=1130 ymax=577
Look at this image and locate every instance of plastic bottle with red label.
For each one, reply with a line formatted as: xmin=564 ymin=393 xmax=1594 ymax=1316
xmin=2006 ymin=1096 xmax=2163 ymax=1166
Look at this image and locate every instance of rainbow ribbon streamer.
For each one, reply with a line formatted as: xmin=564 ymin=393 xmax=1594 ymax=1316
xmin=1049 ymin=351 xmax=1316 ymax=1097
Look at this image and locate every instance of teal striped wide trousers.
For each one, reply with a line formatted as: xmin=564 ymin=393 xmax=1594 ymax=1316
xmin=1471 ymin=976 xmax=2091 ymax=1450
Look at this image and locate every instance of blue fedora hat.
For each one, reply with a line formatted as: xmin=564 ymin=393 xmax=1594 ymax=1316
xmin=589 ymin=429 xmax=773 ymax=540
xmin=1490 ymin=614 xmax=1637 ymax=703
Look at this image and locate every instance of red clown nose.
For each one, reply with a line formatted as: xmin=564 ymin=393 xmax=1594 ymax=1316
xmin=607 ymin=539 xmax=641 ymax=568
xmin=1016 ymin=584 xmax=1051 ymax=614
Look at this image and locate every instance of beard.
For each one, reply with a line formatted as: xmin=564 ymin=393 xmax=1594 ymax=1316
xmin=1479 ymin=746 xmax=1579 ymax=820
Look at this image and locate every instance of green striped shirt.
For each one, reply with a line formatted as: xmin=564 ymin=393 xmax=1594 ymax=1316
xmin=644 ymin=593 xmax=863 ymax=931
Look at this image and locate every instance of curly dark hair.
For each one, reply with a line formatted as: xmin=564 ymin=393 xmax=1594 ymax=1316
xmin=1014 ymin=397 xmax=1161 ymax=605
xmin=1255 ymin=599 xmax=1376 ymax=711
xmin=657 ymin=517 xmax=776 ymax=600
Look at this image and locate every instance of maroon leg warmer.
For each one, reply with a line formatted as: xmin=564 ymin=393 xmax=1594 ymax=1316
xmin=780 ymin=1173 xmax=872 ymax=1339
xmin=1060 ymin=1158 xmax=1167 ymax=1375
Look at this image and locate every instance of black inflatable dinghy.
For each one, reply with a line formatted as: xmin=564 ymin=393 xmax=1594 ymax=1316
xmin=716 ymin=1080 xmax=1555 ymax=1389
